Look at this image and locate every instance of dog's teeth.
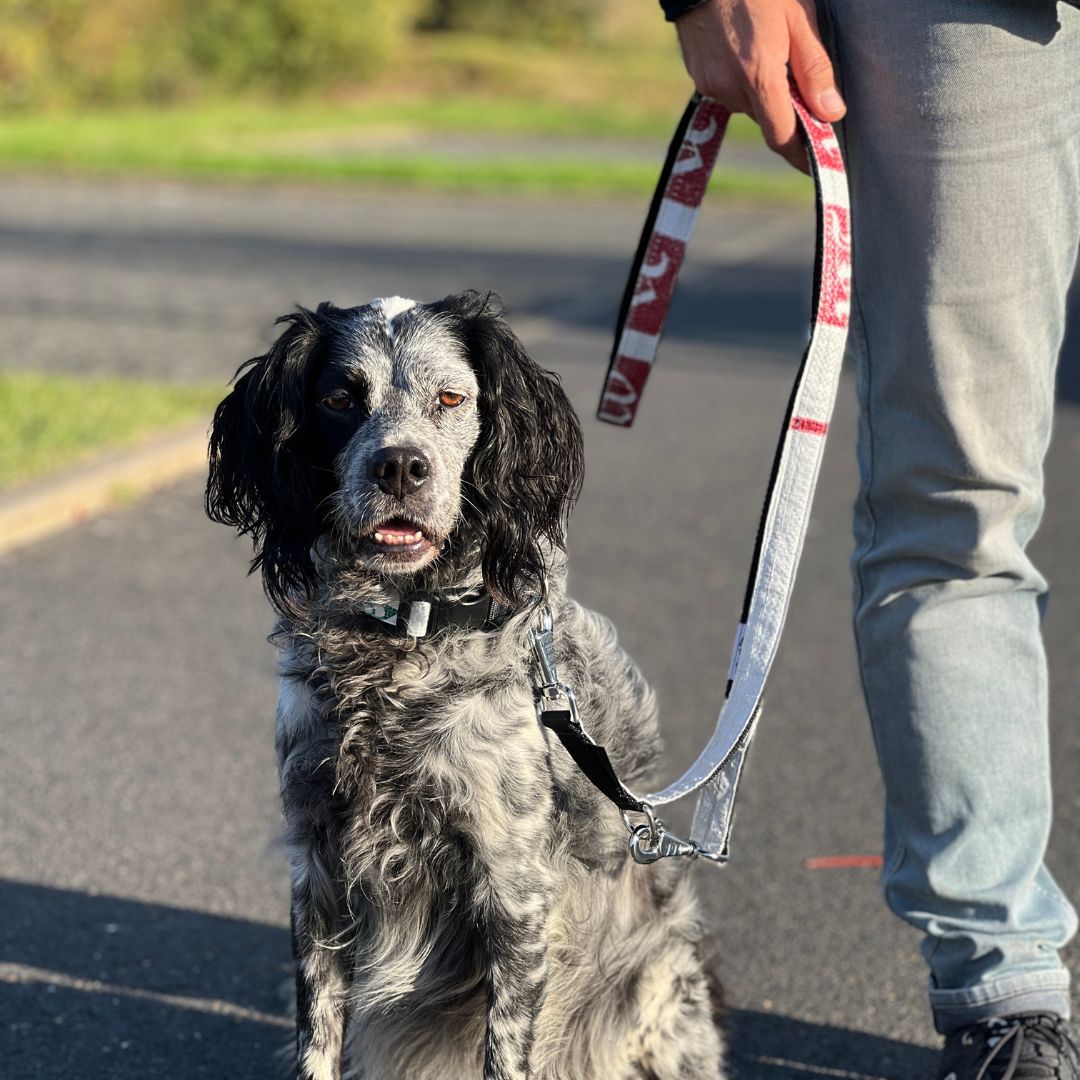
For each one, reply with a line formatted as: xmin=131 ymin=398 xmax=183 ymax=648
xmin=371 ymin=527 xmax=427 ymax=547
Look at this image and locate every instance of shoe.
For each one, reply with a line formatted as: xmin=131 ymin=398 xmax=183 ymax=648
xmin=937 ymin=1014 xmax=1080 ymax=1080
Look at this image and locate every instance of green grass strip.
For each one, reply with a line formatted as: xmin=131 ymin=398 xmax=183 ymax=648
xmin=0 ymin=96 xmax=762 ymax=146
xmin=0 ymin=372 xmax=221 ymax=491
xmin=0 ymin=146 xmax=809 ymax=201
xmin=0 ymin=101 xmax=806 ymax=201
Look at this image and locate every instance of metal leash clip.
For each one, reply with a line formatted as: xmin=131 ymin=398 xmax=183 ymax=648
xmin=622 ymin=807 xmax=728 ymax=866
xmin=529 ymin=605 xmax=561 ymax=703
xmin=531 ymin=603 xmax=727 ymax=866
xmin=528 ymin=603 xmax=586 ymax=722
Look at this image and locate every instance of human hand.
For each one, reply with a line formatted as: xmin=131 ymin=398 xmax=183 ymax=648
xmin=674 ymin=0 xmax=845 ymax=173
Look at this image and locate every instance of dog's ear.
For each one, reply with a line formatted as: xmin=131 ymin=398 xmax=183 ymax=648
xmin=435 ymin=290 xmax=585 ymax=608
xmin=205 ymin=308 xmax=325 ymax=614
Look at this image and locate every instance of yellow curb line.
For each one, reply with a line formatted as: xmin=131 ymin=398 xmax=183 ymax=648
xmin=0 ymin=423 xmax=209 ymax=557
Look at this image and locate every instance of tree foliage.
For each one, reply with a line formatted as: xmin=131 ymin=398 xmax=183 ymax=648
xmin=0 ymin=0 xmax=430 ymax=106
xmin=422 ymin=0 xmax=598 ymax=43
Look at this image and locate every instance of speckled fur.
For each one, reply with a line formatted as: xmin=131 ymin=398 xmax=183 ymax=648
xmin=208 ymin=292 xmax=725 ymax=1080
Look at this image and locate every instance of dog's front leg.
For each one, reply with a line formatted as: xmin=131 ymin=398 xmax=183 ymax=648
xmin=482 ymin=883 xmax=550 ymax=1080
xmin=289 ymin=836 xmax=351 ymax=1080
xmin=472 ymin=782 xmax=555 ymax=1080
xmin=278 ymin=673 xmax=351 ymax=1080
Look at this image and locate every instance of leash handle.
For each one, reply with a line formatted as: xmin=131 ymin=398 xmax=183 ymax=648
xmin=598 ymin=94 xmax=729 ymax=427
xmin=593 ymin=88 xmax=852 ymax=862
xmin=597 ymin=90 xmax=850 ymax=427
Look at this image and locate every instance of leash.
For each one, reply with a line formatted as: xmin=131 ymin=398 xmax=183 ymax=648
xmin=534 ymin=87 xmax=851 ymax=866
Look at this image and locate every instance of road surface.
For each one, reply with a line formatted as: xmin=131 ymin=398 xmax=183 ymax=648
xmin=1 ymin=176 xmax=1077 ymax=1079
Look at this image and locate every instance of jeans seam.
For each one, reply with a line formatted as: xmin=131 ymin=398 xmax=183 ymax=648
xmin=846 ymin=181 xmax=872 ymax=635
xmin=849 ymin=292 xmax=881 ymax=768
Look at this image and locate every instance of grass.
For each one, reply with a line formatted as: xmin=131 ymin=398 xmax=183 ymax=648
xmin=0 ymin=372 xmax=221 ymax=491
xmin=0 ymin=31 xmax=802 ymax=200
xmin=0 ymin=98 xmax=800 ymax=200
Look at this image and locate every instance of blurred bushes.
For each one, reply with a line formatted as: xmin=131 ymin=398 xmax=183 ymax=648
xmin=184 ymin=0 xmax=430 ymax=95
xmin=0 ymin=0 xmax=430 ymax=107
xmin=423 ymin=0 xmax=596 ymax=43
xmin=0 ymin=0 xmax=651 ymax=109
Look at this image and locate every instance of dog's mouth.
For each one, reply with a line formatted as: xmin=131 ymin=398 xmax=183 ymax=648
xmin=362 ymin=518 xmax=437 ymax=561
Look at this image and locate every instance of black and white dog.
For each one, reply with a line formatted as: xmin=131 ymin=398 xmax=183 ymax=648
xmin=206 ymin=291 xmax=724 ymax=1080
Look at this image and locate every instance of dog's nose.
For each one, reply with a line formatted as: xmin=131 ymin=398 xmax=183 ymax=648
xmin=369 ymin=446 xmax=431 ymax=499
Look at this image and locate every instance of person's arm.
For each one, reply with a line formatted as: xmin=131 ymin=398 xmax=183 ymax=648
xmin=664 ymin=0 xmax=846 ymax=172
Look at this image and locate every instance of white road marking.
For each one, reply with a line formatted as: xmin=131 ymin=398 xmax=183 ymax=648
xmin=0 ymin=962 xmax=292 ymax=1029
xmin=753 ymin=1056 xmax=894 ymax=1080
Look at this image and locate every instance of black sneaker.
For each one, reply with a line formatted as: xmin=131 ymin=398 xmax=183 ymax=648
xmin=937 ymin=1014 xmax=1080 ymax=1080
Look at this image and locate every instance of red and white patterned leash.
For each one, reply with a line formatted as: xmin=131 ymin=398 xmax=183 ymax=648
xmin=593 ymin=88 xmax=852 ymax=862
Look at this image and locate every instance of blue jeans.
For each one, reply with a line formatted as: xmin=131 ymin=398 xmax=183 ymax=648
xmin=818 ymin=0 xmax=1080 ymax=1033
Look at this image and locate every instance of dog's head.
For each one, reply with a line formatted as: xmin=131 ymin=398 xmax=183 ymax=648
xmin=205 ymin=291 xmax=584 ymax=615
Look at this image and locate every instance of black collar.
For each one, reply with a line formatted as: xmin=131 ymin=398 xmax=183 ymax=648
xmin=356 ymin=588 xmax=513 ymax=638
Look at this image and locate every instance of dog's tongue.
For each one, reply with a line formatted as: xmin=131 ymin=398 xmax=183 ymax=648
xmin=377 ymin=519 xmax=417 ymax=537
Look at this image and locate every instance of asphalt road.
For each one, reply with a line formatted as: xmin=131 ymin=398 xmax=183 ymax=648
xmin=1 ymin=177 xmax=1077 ymax=1080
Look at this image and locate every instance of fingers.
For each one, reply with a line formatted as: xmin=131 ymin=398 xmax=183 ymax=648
xmin=748 ymin=68 xmax=808 ymax=173
xmin=672 ymin=0 xmax=842 ymax=174
xmin=788 ymin=4 xmax=846 ymax=122
xmin=674 ymin=4 xmax=751 ymax=111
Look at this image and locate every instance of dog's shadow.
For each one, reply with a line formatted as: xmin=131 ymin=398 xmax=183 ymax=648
xmin=0 ymin=879 xmax=936 ymax=1080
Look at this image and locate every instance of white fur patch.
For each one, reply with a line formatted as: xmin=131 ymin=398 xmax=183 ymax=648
xmin=378 ymin=296 xmax=417 ymax=340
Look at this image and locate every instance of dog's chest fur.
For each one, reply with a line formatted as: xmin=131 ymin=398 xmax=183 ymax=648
xmin=271 ymin=600 xmax=724 ymax=1080
xmin=276 ymin=618 xmax=561 ymax=1008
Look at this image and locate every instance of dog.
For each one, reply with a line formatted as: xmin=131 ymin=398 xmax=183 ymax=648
xmin=205 ymin=291 xmax=725 ymax=1080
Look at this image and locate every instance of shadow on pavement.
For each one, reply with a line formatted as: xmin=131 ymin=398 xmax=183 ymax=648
xmin=0 ymin=221 xmax=812 ymax=363
xmin=1 ymin=880 xmax=938 ymax=1080
xmin=728 ymin=1009 xmax=938 ymax=1080
xmin=0 ymin=879 xmax=291 ymax=1080
xmin=7 ymin=207 xmax=1073 ymax=391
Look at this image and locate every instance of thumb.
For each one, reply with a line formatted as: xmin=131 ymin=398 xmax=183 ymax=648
xmin=788 ymin=14 xmax=845 ymax=122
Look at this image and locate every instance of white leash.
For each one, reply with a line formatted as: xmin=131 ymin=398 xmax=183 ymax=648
xmin=542 ymin=87 xmax=851 ymax=865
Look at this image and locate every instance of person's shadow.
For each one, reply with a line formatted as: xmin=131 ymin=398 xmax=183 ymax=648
xmin=0 ymin=879 xmax=938 ymax=1080
xmin=1 ymin=879 xmax=291 ymax=1080
xmin=726 ymin=1010 xmax=937 ymax=1079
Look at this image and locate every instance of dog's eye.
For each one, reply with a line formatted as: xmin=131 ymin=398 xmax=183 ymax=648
xmin=321 ymin=391 xmax=353 ymax=413
xmin=438 ymin=390 xmax=465 ymax=409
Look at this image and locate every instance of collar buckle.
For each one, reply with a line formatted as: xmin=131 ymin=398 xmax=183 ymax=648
xmin=358 ymin=587 xmax=504 ymax=639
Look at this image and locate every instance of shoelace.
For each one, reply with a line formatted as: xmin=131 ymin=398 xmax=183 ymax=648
xmin=973 ymin=1015 xmax=1075 ymax=1080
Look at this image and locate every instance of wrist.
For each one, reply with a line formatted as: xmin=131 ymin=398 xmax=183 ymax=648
xmin=659 ymin=0 xmax=710 ymax=23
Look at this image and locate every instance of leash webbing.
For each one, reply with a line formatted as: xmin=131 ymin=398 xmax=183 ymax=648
xmin=582 ymin=88 xmax=851 ymax=861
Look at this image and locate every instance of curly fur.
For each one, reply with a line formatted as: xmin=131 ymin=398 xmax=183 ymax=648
xmin=207 ymin=291 xmax=725 ymax=1080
